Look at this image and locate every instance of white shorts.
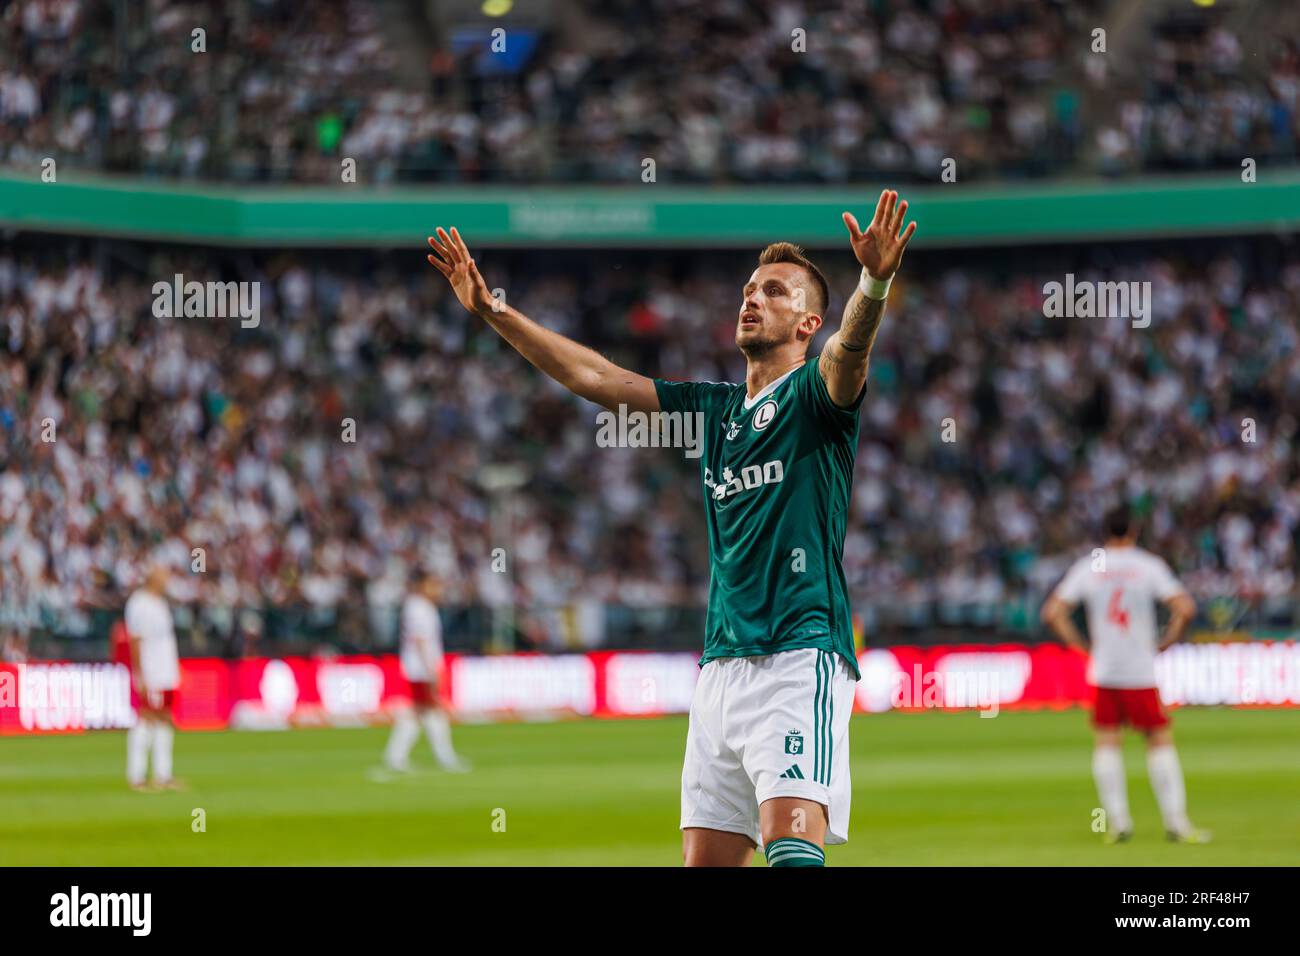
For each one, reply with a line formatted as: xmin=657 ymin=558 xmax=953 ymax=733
xmin=681 ymin=647 xmax=856 ymax=847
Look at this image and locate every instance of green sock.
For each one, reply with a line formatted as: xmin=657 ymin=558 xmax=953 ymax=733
xmin=764 ymin=837 xmax=825 ymax=867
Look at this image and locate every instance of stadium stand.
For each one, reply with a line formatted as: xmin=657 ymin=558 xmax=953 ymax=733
xmin=2 ymin=0 xmax=1295 ymax=183
xmin=2 ymin=237 xmax=1297 ymax=656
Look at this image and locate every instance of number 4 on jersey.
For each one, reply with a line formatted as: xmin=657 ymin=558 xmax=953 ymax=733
xmin=1107 ymin=587 xmax=1130 ymax=631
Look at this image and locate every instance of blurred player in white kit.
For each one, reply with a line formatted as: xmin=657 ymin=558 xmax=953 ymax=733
xmin=1042 ymin=504 xmax=1209 ymax=844
xmin=383 ymin=571 xmax=469 ymax=773
xmin=123 ymin=561 xmax=182 ymax=791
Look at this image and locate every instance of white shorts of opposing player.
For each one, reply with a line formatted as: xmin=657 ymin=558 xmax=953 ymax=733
xmin=681 ymin=647 xmax=855 ymax=846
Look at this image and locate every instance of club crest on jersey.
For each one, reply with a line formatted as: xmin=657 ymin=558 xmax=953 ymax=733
xmin=784 ymin=731 xmax=804 ymax=755
xmin=753 ymin=399 xmax=778 ymax=430
xmin=724 ymin=420 xmax=741 ymax=440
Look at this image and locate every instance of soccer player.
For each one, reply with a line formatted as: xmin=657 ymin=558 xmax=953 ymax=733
xmin=123 ymin=561 xmax=182 ymax=791
xmin=426 ymin=189 xmax=916 ymax=866
xmin=1041 ymin=504 xmax=1210 ymax=844
xmin=384 ymin=571 xmax=469 ymax=773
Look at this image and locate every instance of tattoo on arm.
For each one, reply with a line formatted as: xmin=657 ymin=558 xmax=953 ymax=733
xmin=818 ymin=288 xmax=887 ymax=404
xmin=819 ymin=289 xmax=885 ymax=381
xmin=838 ymin=289 xmax=887 ymax=354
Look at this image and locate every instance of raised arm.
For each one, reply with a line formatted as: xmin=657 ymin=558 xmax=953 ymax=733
xmin=427 ymin=227 xmax=659 ymax=414
xmin=818 ymin=190 xmax=916 ymax=407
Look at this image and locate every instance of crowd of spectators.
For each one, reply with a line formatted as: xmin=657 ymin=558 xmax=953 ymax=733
xmin=2 ymin=0 xmax=1296 ymax=184
xmin=1091 ymin=8 xmax=1300 ymax=176
xmin=2 ymin=236 xmax=1297 ymax=652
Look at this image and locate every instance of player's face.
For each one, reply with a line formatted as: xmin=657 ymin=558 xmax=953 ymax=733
xmin=737 ymin=263 xmax=818 ymax=356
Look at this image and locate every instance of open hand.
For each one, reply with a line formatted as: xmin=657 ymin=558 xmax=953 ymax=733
xmin=427 ymin=227 xmax=497 ymax=317
xmin=842 ymin=190 xmax=917 ymax=281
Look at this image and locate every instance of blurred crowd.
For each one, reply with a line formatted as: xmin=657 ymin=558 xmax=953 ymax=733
xmin=1 ymin=0 xmax=411 ymax=182
xmin=2 ymin=0 xmax=1296 ymax=184
xmin=2 ymin=237 xmax=1298 ymax=650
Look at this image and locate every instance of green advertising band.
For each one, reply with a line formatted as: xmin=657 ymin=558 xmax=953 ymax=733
xmin=2 ymin=170 xmax=1297 ymax=248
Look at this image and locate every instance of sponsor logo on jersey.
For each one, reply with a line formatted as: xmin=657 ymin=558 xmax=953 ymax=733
xmin=704 ymin=460 xmax=785 ymax=501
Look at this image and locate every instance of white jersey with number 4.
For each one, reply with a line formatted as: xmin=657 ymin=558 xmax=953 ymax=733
xmin=124 ymin=589 xmax=180 ymax=691
xmin=399 ymin=594 xmax=444 ymax=683
xmin=1051 ymin=546 xmax=1187 ymax=688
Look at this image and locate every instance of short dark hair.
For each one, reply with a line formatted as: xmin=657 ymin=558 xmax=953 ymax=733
xmin=758 ymin=242 xmax=829 ymax=317
xmin=1104 ymin=503 xmax=1134 ymax=539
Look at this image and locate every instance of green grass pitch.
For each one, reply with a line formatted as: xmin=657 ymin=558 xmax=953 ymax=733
xmin=2 ymin=708 xmax=1296 ymax=866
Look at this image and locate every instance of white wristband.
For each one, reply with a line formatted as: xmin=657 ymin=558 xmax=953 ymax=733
xmin=859 ymin=267 xmax=892 ymax=301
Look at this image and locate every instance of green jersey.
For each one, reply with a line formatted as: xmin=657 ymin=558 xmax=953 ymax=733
xmin=655 ymin=359 xmax=863 ymax=678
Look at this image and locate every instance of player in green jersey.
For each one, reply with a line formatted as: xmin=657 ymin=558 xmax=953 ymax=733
xmin=426 ymin=189 xmax=917 ymax=866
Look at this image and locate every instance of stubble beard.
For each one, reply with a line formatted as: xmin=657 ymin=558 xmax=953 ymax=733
xmin=737 ymin=330 xmax=783 ymax=359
